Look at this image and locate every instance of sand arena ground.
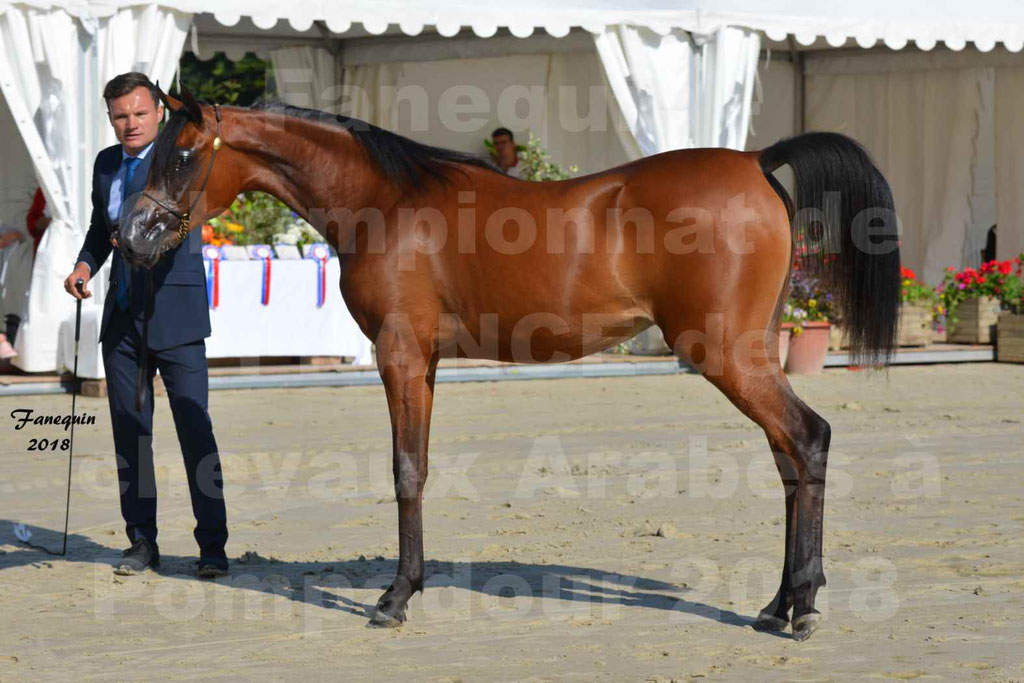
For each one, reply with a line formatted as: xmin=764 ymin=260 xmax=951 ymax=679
xmin=1 ymin=363 xmax=1022 ymax=680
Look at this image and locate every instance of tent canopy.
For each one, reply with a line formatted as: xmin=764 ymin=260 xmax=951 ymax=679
xmin=3 ymin=0 xmax=1024 ymax=374
xmin=3 ymin=0 xmax=1024 ymax=49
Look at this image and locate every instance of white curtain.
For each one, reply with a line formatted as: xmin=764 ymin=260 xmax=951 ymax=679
xmin=995 ymin=66 xmax=1024 ymax=263
xmin=339 ymin=62 xmax=404 ymax=128
xmin=270 ymin=45 xmax=340 ymax=112
xmin=592 ymin=25 xmax=760 ymax=158
xmin=805 ymin=58 xmax=990 ymax=285
xmin=339 ymin=52 xmax=631 ymax=175
xmin=0 ymin=5 xmax=190 ymax=371
xmin=694 ymin=28 xmax=762 ymax=150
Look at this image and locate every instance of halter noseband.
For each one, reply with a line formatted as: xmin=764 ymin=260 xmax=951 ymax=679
xmin=142 ymin=103 xmax=222 ymax=250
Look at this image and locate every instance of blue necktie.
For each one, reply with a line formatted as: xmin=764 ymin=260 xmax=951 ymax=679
xmin=115 ymin=156 xmax=141 ymax=311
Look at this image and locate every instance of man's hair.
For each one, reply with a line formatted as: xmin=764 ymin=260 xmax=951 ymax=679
xmin=491 ymin=127 xmax=514 ymax=140
xmin=103 ymin=72 xmax=161 ymax=109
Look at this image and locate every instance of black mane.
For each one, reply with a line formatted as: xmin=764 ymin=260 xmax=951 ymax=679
xmin=149 ymin=108 xmax=191 ymax=185
xmin=253 ymin=101 xmax=501 ymax=190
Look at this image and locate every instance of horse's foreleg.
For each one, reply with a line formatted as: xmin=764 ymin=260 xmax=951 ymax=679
xmin=369 ymin=337 xmax=439 ymax=628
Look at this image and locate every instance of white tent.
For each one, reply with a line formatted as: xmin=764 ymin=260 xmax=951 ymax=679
xmin=2 ymin=1 xmax=1024 ymax=373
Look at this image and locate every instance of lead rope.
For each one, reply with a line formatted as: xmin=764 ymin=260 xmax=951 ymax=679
xmin=135 ymin=269 xmax=154 ymax=412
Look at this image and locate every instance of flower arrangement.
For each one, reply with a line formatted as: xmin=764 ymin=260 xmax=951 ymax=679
xmin=784 ymin=269 xmax=833 ymax=335
xmin=517 ymin=133 xmax=578 ymax=181
xmin=201 ymin=221 xmax=243 ymax=246
xmin=899 ymin=266 xmax=936 ymax=305
xmin=271 ymin=219 xmax=320 ymax=247
xmin=939 ymin=256 xmax=1024 ymax=324
xmin=203 ymin=192 xmax=320 ymax=248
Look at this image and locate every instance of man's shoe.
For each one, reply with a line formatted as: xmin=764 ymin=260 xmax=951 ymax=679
xmin=114 ymin=538 xmax=159 ymax=576
xmin=198 ymin=556 xmax=229 ymax=579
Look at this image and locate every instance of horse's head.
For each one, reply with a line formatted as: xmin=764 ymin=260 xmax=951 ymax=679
xmin=117 ymin=85 xmax=235 ymax=268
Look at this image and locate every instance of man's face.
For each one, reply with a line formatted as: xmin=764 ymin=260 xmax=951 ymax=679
xmin=107 ymin=86 xmax=163 ymax=155
xmin=492 ymin=134 xmax=516 ymax=165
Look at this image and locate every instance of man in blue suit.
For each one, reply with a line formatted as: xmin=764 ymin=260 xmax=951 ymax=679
xmin=63 ymin=72 xmax=229 ymax=577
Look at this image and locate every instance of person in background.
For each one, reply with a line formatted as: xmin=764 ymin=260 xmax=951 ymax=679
xmin=0 ymin=187 xmax=51 ymax=360
xmin=62 ymin=72 xmax=229 ymax=578
xmin=25 ymin=187 xmax=51 ymax=254
xmin=0 ymin=187 xmax=44 ymax=360
xmin=0 ymin=222 xmax=24 ymax=359
xmin=491 ymin=127 xmax=524 ymax=179
xmin=981 ymin=224 xmax=997 ymax=264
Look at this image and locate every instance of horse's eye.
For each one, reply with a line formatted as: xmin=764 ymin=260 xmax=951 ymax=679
xmin=174 ymin=150 xmax=193 ymax=172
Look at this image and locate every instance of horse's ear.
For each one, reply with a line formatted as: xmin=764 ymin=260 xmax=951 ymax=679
xmin=179 ymin=84 xmax=204 ymax=125
xmin=157 ymin=82 xmax=190 ymax=118
xmin=154 ymin=80 xmax=171 ymax=111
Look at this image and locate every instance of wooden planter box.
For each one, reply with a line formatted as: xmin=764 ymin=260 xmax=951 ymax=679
xmin=898 ymin=303 xmax=932 ymax=347
xmin=947 ymin=296 xmax=1001 ymax=344
xmin=997 ymin=313 xmax=1024 ymax=363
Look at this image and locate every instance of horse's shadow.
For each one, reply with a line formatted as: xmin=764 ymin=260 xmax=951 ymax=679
xmin=0 ymin=520 xmax=770 ymax=632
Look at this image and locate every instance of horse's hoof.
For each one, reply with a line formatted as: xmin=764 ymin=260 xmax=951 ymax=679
xmin=368 ymin=600 xmax=407 ymax=629
xmin=752 ymin=611 xmax=789 ymax=632
xmin=367 ymin=611 xmax=405 ymax=628
xmin=791 ymin=612 xmax=821 ymax=641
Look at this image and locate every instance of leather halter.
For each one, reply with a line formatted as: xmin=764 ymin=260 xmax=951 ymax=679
xmin=142 ymin=103 xmax=222 ymax=250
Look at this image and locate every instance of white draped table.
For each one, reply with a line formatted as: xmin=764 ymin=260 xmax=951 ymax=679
xmin=57 ymin=258 xmax=374 ymax=379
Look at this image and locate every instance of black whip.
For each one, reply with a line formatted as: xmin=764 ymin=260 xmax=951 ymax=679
xmin=15 ymin=278 xmax=83 ymax=556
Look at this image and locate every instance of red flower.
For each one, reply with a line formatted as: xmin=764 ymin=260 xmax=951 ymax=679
xmin=900 ymin=265 xmax=916 ymax=280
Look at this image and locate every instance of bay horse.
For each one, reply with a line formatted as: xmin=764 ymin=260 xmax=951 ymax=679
xmin=118 ymin=87 xmax=900 ymax=640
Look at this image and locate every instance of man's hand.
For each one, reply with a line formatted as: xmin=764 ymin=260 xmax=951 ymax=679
xmin=64 ymin=262 xmax=92 ymax=300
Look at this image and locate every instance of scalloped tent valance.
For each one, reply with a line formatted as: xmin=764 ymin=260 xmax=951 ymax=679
xmin=3 ymin=0 xmax=1024 ymax=50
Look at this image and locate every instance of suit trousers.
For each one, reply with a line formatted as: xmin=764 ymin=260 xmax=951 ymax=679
xmin=101 ymin=307 xmax=228 ymax=559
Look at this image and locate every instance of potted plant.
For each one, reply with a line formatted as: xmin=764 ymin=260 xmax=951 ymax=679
xmin=206 ymin=192 xmax=318 ymax=247
xmin=941 ymin=257 xmax=1022 ymax=344
xmin=784 ymin=271 xmax=833 ymax=374
xmin=995 ymin=256 xmax=1024 ymax=363
xmin=897 ymin=265 xmax=936 ymax=346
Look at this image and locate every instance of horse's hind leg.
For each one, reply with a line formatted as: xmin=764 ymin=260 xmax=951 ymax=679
xmin=752 ymin=450 xmax=797 ymax=632
xmin=718 ymin=370 xmax=828 ymax=640
xmin=663 ymin=320 xmax=829 ymax=641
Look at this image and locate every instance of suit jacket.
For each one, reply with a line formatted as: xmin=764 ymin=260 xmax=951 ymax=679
xmin=76 ymin=144 xmax=211 ymax=350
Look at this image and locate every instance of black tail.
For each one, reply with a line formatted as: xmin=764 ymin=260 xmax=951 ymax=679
xmin=759 ymin=132 xmax=901 ymax=365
